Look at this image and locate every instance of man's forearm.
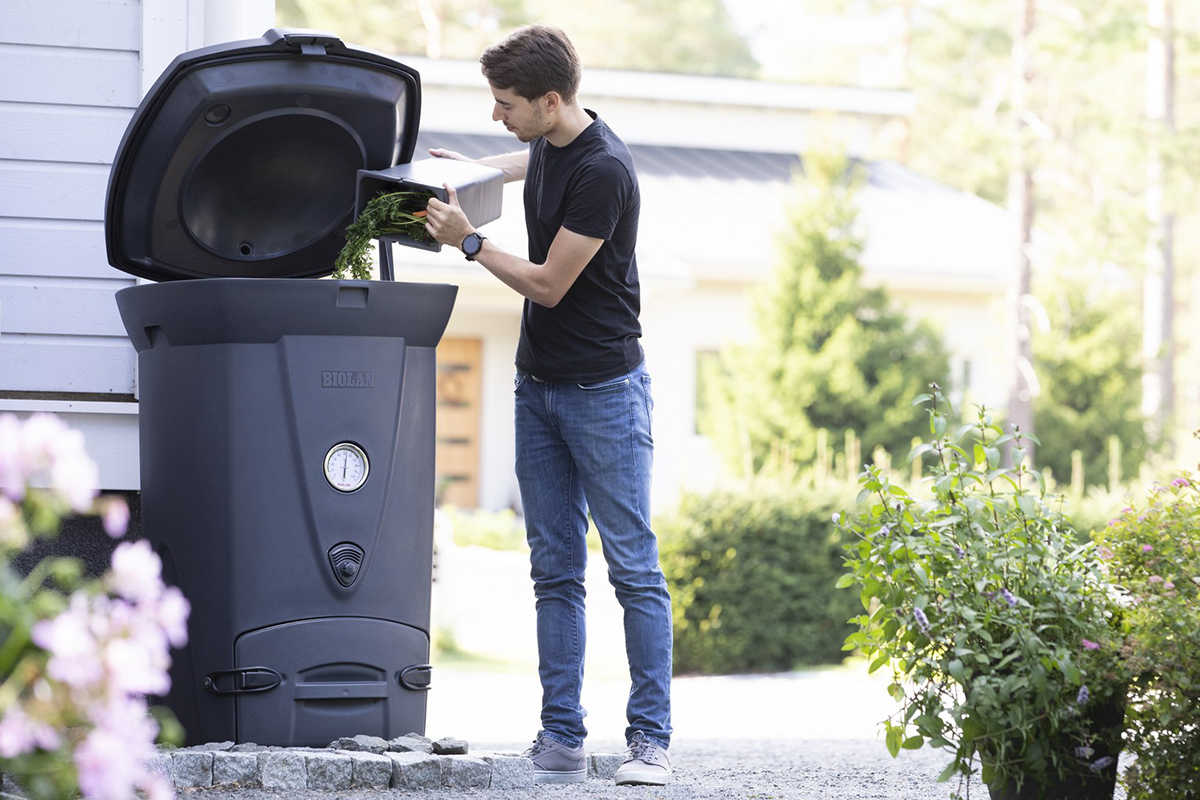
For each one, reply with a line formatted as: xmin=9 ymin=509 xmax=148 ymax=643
xmin=478 ymin=150 xmax=528 ymax=183
xmin=474 ymin=240 xmax=557 ymax=307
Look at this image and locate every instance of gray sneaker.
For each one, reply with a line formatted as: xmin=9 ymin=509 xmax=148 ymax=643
xmin=523 ymin=733 xmax=587 ymax=784
xmin=614 ymin=731 xmax=671 ymax=786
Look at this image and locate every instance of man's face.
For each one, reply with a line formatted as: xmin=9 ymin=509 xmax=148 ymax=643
xmin=489 ymin=84 xmax=550 ymax=142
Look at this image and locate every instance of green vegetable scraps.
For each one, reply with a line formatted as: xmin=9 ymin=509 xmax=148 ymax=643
xmin=333 ymin=190 xmax=436 ymax=280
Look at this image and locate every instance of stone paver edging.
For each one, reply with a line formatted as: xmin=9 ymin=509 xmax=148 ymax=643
xmin=144 ymin=735 xmax=624 ymax=793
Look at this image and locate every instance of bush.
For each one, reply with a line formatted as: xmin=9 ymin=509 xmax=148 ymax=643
xmin=1093 ymin=472 xmax=1200 ymax=799
xmin=658 ymin=483 xmax=858 ymax=675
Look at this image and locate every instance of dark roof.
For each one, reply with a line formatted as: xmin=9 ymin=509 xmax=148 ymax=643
xmin=414 ymin=130 xmax=962 ymax=196
xmin=415 ymin=130 xmax=801 ymax=183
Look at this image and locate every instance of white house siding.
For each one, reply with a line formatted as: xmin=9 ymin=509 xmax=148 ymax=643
xmin=0 ymin=0 xmax=274 ymax=489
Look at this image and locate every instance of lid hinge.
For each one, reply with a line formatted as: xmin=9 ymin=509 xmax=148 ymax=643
xmin=275 ymin=30 xmax=343 ymax=56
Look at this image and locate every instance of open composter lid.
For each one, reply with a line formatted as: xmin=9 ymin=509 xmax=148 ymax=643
xmin=105 ymin=28 xmax=421 ymax=281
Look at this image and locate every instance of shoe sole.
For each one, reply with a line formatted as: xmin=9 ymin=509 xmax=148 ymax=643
xmin=615 ymin=771 xmax=670 ymax=786
xmin=534 ymin=769 xmax=587 ymax=784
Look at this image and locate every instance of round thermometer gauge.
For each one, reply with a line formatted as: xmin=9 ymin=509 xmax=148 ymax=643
xmin=323 ymin=442 xmax=369 ymax=493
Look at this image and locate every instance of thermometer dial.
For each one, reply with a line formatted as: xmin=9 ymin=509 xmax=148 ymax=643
xmin=323 ymin=442 xmax=369 ymax=492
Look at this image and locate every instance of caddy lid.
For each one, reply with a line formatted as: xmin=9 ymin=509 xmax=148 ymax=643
xmin=105 ymin=28 xmax=421 ymax=281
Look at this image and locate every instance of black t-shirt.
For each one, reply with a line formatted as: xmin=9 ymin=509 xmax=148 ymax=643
xmin=514 ymin=111 xmax=643 ymax=383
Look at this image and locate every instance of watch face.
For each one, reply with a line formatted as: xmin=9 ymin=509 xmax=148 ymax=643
xmin=463 ymin=233 xmax=482 ymax=256
xmin=323 ymin=442 xmax=369 ymax=492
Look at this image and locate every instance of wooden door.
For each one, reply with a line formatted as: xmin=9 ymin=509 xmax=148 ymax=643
xmin=435 ymin=338 xmax=482 ymax=508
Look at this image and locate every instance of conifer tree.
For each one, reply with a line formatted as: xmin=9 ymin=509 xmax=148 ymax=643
xmin=700 ymin=154 xmax=950 ymax=478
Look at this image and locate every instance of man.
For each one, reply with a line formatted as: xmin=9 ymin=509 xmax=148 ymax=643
xmin=422 ymin=25 xmax=672 ymax=788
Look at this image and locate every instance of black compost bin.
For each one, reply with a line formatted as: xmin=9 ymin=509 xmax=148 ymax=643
xmin=104 ymin=29 xmax=459 ymax=746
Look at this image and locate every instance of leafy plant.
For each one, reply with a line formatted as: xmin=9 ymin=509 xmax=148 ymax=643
xmin=0 ymin=414 xmax=189 ymax=800
xmin=658 ymin=482 xmax=859 ymax=674
xmin=838 ymin=387 xmax=1122 ymax=798
xmin=1093 ymin=464 xmax=1200 ymax=799
xmin=333 ymin=190 xmax=435 ymax=280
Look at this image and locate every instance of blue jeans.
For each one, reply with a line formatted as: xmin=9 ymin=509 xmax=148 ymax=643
xmin=514 ymin=363 xmax=672 ymax=750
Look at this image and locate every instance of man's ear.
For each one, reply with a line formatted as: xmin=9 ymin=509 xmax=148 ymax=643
xmin=541 ymin=91 xmax=562 ymax=114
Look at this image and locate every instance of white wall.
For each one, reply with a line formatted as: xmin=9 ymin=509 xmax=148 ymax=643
xmin=0 ymin=0 xmax=275 ymax=488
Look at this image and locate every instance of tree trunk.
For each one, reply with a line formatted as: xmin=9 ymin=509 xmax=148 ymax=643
xmin=1143 ymin=0 xmax=1175 ymax=452
xmin=1007 ymin=0 xmax=1037 ymax=465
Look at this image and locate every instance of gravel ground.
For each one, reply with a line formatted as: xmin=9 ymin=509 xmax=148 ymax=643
xmin=183 ymin=738 xmax=988 ymax=800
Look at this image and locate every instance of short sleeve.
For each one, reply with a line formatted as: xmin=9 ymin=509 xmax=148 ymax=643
xmin=561 ymin=156 xmax=632 ymax=241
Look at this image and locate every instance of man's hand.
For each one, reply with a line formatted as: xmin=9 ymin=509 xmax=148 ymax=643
xmin=428 ymin=147 xmax=473 ymax=162
xmin=425 ymin=184 xmax=475 ymax=250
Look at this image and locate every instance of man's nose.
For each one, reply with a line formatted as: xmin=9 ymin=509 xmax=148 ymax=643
xmin=492 ymin=104 xmax=503 ymax=121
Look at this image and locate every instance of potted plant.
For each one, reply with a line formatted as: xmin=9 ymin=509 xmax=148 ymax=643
xmin=837 ymin=387 xmax=1124 ymax=800
xmin=1093 ymin=461 xmax=1200 ymax=799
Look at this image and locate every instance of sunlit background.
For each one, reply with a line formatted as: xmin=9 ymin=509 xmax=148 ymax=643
xmin=269 ymin=0 xmax=1200 ymax=749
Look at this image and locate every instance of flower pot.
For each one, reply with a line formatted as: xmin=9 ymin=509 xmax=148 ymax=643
xmin=986 ymin=768 xmax=1117 ymax=800
xmin=986 ymin=691 xmax=1124 ymax=800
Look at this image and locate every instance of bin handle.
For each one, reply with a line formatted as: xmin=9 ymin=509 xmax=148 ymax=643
xmin=294 ymin=680 xmax=388 ymax=700
xmin=397 ymin=664 xmax=432 ymax=692
xmin=203 ymin=666 xmax=282 ymax=695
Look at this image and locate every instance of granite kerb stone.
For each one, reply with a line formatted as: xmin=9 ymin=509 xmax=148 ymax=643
xmin=146 ymin=741 xmax=562 ymax=792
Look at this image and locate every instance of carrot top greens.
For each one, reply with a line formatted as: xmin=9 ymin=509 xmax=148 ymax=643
xmin=333 ymin=190 xmax=436 ymax=280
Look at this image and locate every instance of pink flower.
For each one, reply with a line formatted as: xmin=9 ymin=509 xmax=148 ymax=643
xmin=1172 ymin=477 xmax=1190 ymax=488
xmin=108 ymin=540 xmax=163 ymax=604
xmin=75 ymin=697 xmax=159 ymax=800
xmin=103 ymin=636 xmax=170 ymax=696
xmin=1121 ymin=507 xmax=1134 ymax=514
xmin=1148 ymin=575 xmax=1163 ymax=584
xmin=1081 ymin=639 xmax=1100 ymax=650
xmin=1164 ymin=581 xmax=1175 ymax=590
xmin=1098 ymin=546 xmax=1115 ymax=560
xmin=50 ymin=448 xmax=99 ymax=512
xmin=32 ymin=594 xmax=104 ymax=688
xmin=156 ymin=587 xmax=190 ymax=649
xmin=0 ymin=707 xmax=60 ymax=757
xmin=99 ymin=496 xmax=129 ymax=538
xmin=1143 ymin=544 xmax=1154 ymax=553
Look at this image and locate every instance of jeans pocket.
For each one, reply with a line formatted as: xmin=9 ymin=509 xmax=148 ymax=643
xmin=576 ymin=373 xmax=631 ymax=392
xmin=514 ymin=372 xmax=526 ymax=392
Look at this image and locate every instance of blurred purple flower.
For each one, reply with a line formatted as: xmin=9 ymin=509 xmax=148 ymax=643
xmin=0 ymin=707 xmax=60 ymax=757
xmin=108 ymin=540 xmax=162 ymax=604
xmin=1164 ymin=581 xmax=1175 ymax=590
xmin=156 ymin=586 xmax=190 ymax=649
xmin=100 ymin=497 xmax=129 ymax=538
xmin=1143 ymin=544 xmax=1154 ymax=553
xmin=954 ymin=546 xmax=965 ymax=558
xmin=1172 ymin=477 xmax=1190 ymax=488
xmin=1149 ymin=575 xmax=1163 ymax=584
xmin=32 ymin=594 xmax=104 ymax=688
xmin=1090 ymin=756 xmax=1116 ymax=772
xmin=1000 ymin=588 xmax=1017 ymax=608
xmin=1074 ymin=745 xmax=1094 ymax=759
xmin=1081 ymin=639 xmax=1100 ymax=651
xmin=75 ymin=696 xmax=159 ymax=800
xmin=1076 ymin=685 xmax=1089 ymax=705
xmin=913 ymin=607 xmax=930 ymax=633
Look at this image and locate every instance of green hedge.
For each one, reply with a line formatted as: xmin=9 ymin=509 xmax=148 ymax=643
xmin=658 ymin=484 xmax=858 ymax=675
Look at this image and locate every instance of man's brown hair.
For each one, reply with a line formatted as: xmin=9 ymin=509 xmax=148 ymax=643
xmin=480 ymin=26 xmax=581 ymax=104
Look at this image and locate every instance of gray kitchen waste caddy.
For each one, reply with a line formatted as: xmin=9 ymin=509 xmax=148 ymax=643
xmin=103 ymin=29 xmax=468 ymax=747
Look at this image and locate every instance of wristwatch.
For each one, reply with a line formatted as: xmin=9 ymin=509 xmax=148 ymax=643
xmin=461 ymin=232 xmax=486 ymax=261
